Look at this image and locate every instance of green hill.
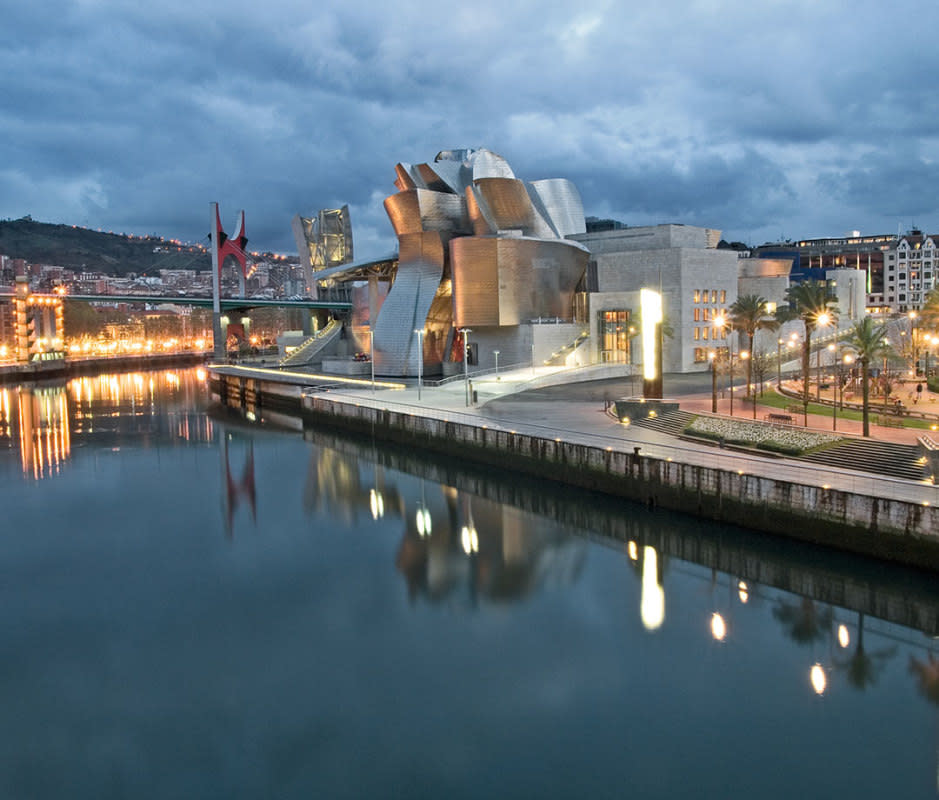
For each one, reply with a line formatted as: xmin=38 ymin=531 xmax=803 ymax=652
xmin=0 ymin=217 xmax=211 ymax=275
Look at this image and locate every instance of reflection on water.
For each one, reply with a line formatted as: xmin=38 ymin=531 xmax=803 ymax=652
xmin=5 ymin=369 xmax=939 ymax=796
xmin=0 ymin=369 xmax=213 ymax=480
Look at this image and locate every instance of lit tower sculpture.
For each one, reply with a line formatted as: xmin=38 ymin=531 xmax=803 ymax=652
xmin=209 ymin=202 xmax=249 ymax=359
xmin=640 ymin=288 xmax=664 ymax=399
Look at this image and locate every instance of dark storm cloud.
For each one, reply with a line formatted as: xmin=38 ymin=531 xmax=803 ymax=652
xmin=2 ymin=0 xmax=939 ymax=253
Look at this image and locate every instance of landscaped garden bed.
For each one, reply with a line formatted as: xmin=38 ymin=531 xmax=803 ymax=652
xmin=683 ymin=416 xmax=844 ymax=456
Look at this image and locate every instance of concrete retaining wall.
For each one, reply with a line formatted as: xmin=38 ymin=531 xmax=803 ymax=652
xmin=302 ymin=394 xmax=939 ymax=570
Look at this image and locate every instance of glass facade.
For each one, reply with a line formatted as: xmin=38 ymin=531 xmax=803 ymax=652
xmin=598 ymin=309 xmax=632 ymax=363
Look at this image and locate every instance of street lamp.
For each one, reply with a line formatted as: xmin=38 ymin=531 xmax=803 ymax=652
xmin=709 ymin=350 xmax=718 ymax=413
xmin=369 ymin=326 xmax=375 ymax=393
xmin=777 ymin=337 xmax=784 ymax=385
xmin=494 ymin=349 xmax=500 ymax=379
xmin=460 ymin=327 xmax=472 ymax=406
xmin=413 ymin=328 xmax=424 ymax=401
xmin=739 ymin=350 xmax=753 ymax=418
xmin=714 ymin=314 xmax=734 ymax=415
xmin=815 ymin=311 xmax=831 ymax=401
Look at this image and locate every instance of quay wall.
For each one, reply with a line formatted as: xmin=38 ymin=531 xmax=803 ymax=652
xmin=300 ymin=394 xmax=939 ymax=570
xmin=210 ymin=370 xmax=939 ymax=571
xmin=0 ymin=352 xmax=209 ymax=384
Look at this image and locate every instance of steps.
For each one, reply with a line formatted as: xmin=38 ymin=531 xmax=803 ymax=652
xmin=796 ymin=439 xmax=926 ymax=482
xmin=632 ymin=410 xmax=928 ymax=482
xmin=629 ymin=409 xmax=695 ymax=437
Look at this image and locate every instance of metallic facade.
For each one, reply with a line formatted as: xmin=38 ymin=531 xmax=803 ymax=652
xmin=291 ymin=206 xmax=353 ymax=298
xmin=372 ymin=148 xmax=588 ymax=376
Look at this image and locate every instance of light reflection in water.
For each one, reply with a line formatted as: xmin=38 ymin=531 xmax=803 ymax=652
xmin=640 ymin=546 xmax=665 ymax=631
xmin=1 ymin=369 xmax=211 ymax=480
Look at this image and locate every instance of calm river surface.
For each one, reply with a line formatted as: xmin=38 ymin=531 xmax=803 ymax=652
xmin=1 ymin=367 xmax=939 ymax=798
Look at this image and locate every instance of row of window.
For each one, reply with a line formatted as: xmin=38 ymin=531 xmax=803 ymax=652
xmin=692 ymin=289 xmax=727 ymax=304
xmin=692 ymin=327 xmax=729 ymax=341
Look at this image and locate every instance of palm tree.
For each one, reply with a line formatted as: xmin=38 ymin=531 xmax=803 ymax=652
xmin=729 ymin=295 xmax=779 ymax=398
xmin=844 ymin=316 xmax=888 ymax=437
xmin=776 ymin=281 xmax=837 ymax=423
xmin=921 ymin=286 xmax=939 ymax=332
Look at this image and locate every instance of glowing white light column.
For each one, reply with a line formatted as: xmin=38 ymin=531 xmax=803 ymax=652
xmin=640 ymin=288 xmax=663 ymax=399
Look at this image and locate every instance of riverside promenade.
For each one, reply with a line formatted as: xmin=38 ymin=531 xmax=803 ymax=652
xmin=210 ymin=362 xmax=939 ymax=567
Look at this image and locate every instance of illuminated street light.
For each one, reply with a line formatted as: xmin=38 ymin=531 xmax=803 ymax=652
xmin=709 ymin=350 xmax=718 ymax=413
xmin=460 ymin=328 xmax=473 ymax=406
xmin=413 ymin=329 xmax=424 ymax=401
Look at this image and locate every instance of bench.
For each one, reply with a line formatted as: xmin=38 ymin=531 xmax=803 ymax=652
xmin=765 ymin=413 xmax=794 ymax=425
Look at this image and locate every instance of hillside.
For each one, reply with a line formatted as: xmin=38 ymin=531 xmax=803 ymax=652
xmin=0 ymin=217 xmax=211 ymax=275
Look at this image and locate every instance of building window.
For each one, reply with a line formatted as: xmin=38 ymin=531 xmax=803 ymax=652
xmin=694 ymin=327 xmax=700 ymax=340
xmin=694 ymin=308 xmax=700 ymax=321
xmin=710 ymin=290 xmax=718 ymax=303
xmin=693 ymin=289 xmax=701 ymax=303
xmin=598 ymin=309 xmax=631 ymax=363
xmin=694 ymin=347 xmax=708 ymax=363
xmin=703 ymin=307 xmax=710 ymax=321
xmin=720 ymin=289 xmax=726 ymax=303
xmin=702 ymin=327 xmax=709 ymax=340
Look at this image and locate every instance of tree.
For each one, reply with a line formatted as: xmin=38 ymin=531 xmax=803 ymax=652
xmin=844 ymin=316 xmax=888 ymax=437
xmin=776 ymin=281 xmax=837 ymax=423
xmin=921 ymin=286 xmax=939 ymax=332
xmin=729 ymin=295 xmax=778 ymax=398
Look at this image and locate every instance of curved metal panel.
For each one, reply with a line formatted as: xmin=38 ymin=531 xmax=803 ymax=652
xmin=466 ymin=185 xmax=495 ymax=236
xmin=451 ymin=237 xmax=500 ymax=327
xmin=416 ymin=163 xmax=457 ymax=194
xmin=384 ymin=191 xmax=423 ymax=237
xmin=394 ymin=163 xmax=416 ymax=192
xmin=452 ymin=236 xmax=588 ymax=326
xmin=528 ymin=179 xmax=586 ymax=237
xmin=471 ymin=149 xmax=515 ymax=180
xmin=373 ymin=232 xmax=446 ymax=376
xmin=473 ymin=178 xmax=536 ymax=233
xmin=426 ymin=157 xmax=470 ymax=195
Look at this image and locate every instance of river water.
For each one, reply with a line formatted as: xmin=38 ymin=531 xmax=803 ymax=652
xmin=1 ymin=367 xmax=938 ymax=799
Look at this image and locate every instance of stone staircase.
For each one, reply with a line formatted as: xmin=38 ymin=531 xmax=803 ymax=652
xmin=631 ymin=409 xmax=927 ymax=482
xmin=629 ymin=409 xmax=695 ymax=437
xmin=796 ymin=439 xmax=926 ymax=482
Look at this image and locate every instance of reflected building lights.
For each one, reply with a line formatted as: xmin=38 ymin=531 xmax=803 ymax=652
xmin=369 ymin=488 xmax=385 ymax=519
xmin=838 ymin=624 xmax=850 ymax=649
xmin=627 ymin=540 xmax=639 ymax=561
xmin=461 ymin=523 xmax=479 ymax=555
xmin=640 ymin=546 xmax=665 ymax=631
xmin=810 ymin=663 xmax=827 ymax=695
xmin=711 ymin=612 xmax=727 ymax=642
xmin=738 ymin=580 xmax=749 ymax=604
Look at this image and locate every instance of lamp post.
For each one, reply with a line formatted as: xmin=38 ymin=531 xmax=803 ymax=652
xmin=815 ymin=311 xmax=831 ymax=401
xmin=413 ymin=328 xmax=424 ymax=401
xmin=494 ymin=349 xmax=500 ymax=379
xmin=369 ymin=327 xmax=375 ymax=393
xmin=709 ymin=350 xmax=718 ymax=413
xmin=909 ymin=311 xmax=919 ymax=375
xmin=740 ymin=350 xmax=753 ymax=418
xmin=714 ymin=314 xmax=736 ymax=415
xmin=460 ymin=327 xmax=472 ymax=406
xmin=777 ymin=337 xmax=784 ymax=385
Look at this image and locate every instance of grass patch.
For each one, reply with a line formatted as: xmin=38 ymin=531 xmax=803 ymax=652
xmin=758 ymin=389 xmax=938 ymax=431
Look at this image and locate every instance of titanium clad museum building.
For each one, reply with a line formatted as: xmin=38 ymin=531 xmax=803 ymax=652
xmin=297 ymin=148 xmax=798 ymax=378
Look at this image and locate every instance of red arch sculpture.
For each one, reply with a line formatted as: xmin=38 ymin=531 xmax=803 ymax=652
xmin=212 ymin=204 xmax=249 ymax=282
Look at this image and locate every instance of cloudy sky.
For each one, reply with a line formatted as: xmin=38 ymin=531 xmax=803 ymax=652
xmin=3 ymin=0 xmax=939 ymax=257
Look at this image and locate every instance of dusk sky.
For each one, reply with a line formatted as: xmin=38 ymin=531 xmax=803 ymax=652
xmin=3 ymin=0 xmax=938 ymax=257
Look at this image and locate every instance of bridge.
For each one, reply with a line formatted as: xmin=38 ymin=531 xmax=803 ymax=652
xmin=63 ymin=294 xmax=352 ymax=312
